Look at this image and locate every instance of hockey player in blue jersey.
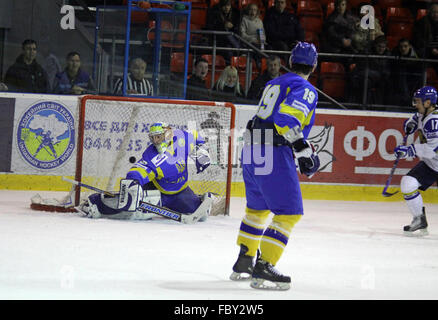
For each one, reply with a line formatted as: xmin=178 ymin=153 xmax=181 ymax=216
xmin=395 ymin=86 xmax=438 ymax=236
xmin=230 ymin=42 xmax=320 ymax=290
xmin=82 ymin=122 xmax=213 ymax=224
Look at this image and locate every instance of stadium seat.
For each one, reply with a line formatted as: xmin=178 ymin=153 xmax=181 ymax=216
xmin=349 ymin=0 xmax=371 ymax=9
xmin=387 ymin=22 xmax=413 ymax=40
xmin=320 ymin=62 xmax=345 ymax=99
xmin=170 ymin=52 xmax=193 ymax=74
xmin=385 ymin=35 xmax=399 ymax=50
xmin=426 ymin=68 xmax=438 ymax=88
xmin=202 ymin=54 xmax=226 ymax=72
xmin=386 ymin=7 xmax=414 ymax=23
xmin=209 ymin=0 xmax=220 ymax=7
xmin=296 ymin=0 xmax=323 ymax=17
xmin=122 ymin=0 xmax=149 ymax=23
xmin=147 ymin=20 xmax=172 ymax=41
xmin=377 ymin=0 xmax=402 ymax=10
xmin=304 ymin=31 xmax=320 ymax=50
xmin=299 ymin=15 xmax=323 ymax=33
xmin=191 ymin=4 xmax=208 ymax=27
xmin=230 ymin=55 xmax=259 ymax=81
xmin=417 ymin=8 xmax=427 ymax=20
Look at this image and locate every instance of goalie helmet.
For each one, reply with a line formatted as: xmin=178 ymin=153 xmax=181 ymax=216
xmin=289 ymin=42 xmax=318 ymax=68
xmin=413 ymin=86 xmax=438 ymax=105
xmin=148 ymin=122 xmax=172 ymax=153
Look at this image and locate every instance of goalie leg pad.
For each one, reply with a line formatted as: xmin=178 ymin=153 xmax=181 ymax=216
xmin=118 ymin=179 xmax=143 ymax=212
xmin=161 ymin=187 xmax=201 ymax=214
xmin=86 ymin=193 xmax=154 ymax=220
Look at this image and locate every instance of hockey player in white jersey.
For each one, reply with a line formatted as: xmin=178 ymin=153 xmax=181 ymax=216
xmin=394 ymin=86 xmax=438 ymax=236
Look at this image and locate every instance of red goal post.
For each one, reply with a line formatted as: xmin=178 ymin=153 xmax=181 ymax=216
xmin=71 ymin=95 xmax=236 ymax=215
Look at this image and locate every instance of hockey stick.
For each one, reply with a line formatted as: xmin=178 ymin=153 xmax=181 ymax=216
xmin=62 ymin=177 xmax=117 ymax=197
xmin=382 ymin=135 xmax=408 ymax=197
xmin=62 ymin=177 xmax=188 ymax=223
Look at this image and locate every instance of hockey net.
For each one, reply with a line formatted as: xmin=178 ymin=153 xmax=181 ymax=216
xmin=31 ymin=95 xmax=235 ymax=216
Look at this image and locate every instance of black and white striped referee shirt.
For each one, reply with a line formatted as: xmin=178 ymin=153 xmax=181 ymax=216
xmin=113 ymin=74 xmax=153 ymax=95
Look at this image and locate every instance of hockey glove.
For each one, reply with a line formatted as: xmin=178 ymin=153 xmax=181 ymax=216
xmin=403 ymin=114 xmax=418 ymax=135
xmin=394 ymin=144 xmax=417 ymax=159
xmin=190 ymin=145 xmax=211 ymax=174
xmin=293 ymin=139 xmax=320 ymax=176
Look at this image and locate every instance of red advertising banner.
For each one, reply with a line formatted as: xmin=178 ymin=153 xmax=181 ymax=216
xmin=312 ymin=109 xmax=417 ymax=185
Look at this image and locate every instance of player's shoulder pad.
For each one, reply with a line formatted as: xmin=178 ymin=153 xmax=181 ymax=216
xmin=423 ymin=112 xmax=438 ymax=139
xmin=284 ymin=81 xmax=318 ymax=108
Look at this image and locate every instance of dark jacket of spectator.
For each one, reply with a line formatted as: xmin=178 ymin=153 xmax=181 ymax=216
xmin=186 ymin=74 xmax=210 ymax=100
xmin=4 ymin=54 xmax=49 ymax=93
xmin=205 ymin=1 xmax=240 ymax=45
xmin=412 ymin=13 xmax=438 ymax=58
xmin=390 ymin=42 xmax=422 ymax=106
xmin=263 ymin=7 xmax=304 ymax=51
xmin=53 ymin=68 xmax=95 ymax=94
xmin=247 ymin=72 xmax=273 ymax=101
xmin=322 ymin=9 xmax=359 ymax=53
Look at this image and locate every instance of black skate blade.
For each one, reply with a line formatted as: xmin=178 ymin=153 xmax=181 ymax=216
xmin=382 ymin=190 xmax=399 ymax=197
xmin=403 ymin=228 xmax=429 ymax=237
xmin=230 ymin=272 xmax=252 ymax=281
xmin=250 ymin=278 xmax=290 ymax=291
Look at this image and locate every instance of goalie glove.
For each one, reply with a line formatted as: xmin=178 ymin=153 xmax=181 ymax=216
xmin=394 ymin=144 xmax=417 ymax=159
xmin=292 ymin=139 xmax=320 ymax=177
xmin=190 ymin=145 xmax=211 ymax=174
xmin=118 ymin=179 xmax=143 ymax=212
xmin=403 ymin=114 xmax=418 ymax=135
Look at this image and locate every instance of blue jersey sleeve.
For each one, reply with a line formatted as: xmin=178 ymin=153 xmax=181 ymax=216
xmin=273 ymin=83 xmax=318 ymax=139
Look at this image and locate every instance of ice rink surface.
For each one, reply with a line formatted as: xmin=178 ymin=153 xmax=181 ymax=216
xmin=1 ymin=190 xmax=438 ymax=300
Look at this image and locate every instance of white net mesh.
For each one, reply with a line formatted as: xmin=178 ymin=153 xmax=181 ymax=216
xmin=76 ymin=97 xmax=234 ymax=215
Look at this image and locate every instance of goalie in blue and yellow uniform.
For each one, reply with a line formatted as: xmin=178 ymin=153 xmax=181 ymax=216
xmin=82 ymin=122 xmax=213 ymax=223
xmin=230 ymin=42 xmax=320 ymax=290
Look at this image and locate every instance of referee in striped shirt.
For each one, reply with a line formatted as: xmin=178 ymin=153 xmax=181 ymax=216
xmin=114 ymin=57 xmax=153 ymax=96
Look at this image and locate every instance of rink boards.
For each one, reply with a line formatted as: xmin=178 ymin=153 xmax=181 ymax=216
xmin=0 ymin=93 xmax=436 ymax=203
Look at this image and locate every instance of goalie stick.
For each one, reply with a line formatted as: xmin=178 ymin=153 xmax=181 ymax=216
xmin=62 ymin=177 xmax=203 ymax=223
xmin=382 ymin=135 xmax=408 ymax=197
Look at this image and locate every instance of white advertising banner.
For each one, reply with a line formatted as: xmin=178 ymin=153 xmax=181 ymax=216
xmin=11 ymin=94 xmax=80 ymax=175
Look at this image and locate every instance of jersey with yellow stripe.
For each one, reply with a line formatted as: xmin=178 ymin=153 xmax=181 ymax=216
xmin=255 ymin=72 xmax=318 ymax=139
xmin=126 ymin=129 xmax=205 ymax=194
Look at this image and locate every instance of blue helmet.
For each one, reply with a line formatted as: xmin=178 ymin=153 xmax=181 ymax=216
xmin=413 ymin=86 xmax=438 ymax=104
xmin=289 ymin=42 xmax=318 ymax=67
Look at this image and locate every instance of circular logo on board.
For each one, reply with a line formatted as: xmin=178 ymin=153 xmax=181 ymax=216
xmin=16 ymin=101 xmax=75 ymax=170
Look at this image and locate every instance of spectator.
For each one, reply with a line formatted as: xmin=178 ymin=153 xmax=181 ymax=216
xmin=213 ymin=66 xmax=244 ymax=99
xmin=247 ymin=55 xmax=281 ymax=101
xmin=205 ymin=0 xmax=241 ymax=63
xmin=114 ymin=57 xmax=153 ymax=95
xmin=186 ymin=57 xmax=210 ymax=100
xmin=4 ymin=39 xmax=49 ymax=93
xmin=351 ymin=3 xmax=384 ymax=54
xmin=347 ymin=36 xmax=391 ymax=105
xmin=390 ymin=39 xmax=423 ymax=106
xmin=240 ymin=3 xmax=267 ymax=50
xmin=322 ymin=0 xmax=359 ymax=54
xmin=263 ymin=0 xmax=304 ymax=52
xmin=52 ymin=52 xmax=96 ymax=95
xmin=412 ymin=3 xmax=438 ymax=59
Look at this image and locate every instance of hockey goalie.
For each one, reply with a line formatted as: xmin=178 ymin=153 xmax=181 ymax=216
xmin=79 ymin=122 xmax=214 ymax=224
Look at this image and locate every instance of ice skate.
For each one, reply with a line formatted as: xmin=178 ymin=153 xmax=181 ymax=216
xmin=250 ymin=258 xmax=291 ymax=291
xmin=403 ymin=208 xmax=428 ymax=236
xmin=230 ymin=245 xmax=256 ymax=281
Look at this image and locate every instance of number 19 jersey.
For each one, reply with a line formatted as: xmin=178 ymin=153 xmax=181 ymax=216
xmin=255 ymin=72 xmax=318 ymax=140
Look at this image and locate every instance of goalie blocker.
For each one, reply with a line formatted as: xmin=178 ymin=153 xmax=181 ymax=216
xmin=79 ymin=179 xmax=213 ymax=224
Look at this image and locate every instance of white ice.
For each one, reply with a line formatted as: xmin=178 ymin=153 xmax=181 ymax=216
xmin=1 ymin=190 xmax=437 ymax=300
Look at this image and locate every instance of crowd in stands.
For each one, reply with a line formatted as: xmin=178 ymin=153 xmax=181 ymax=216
xmin=183 ymin=0 xmax=438 ymax=108
xmin=1 ymin=0 xmax=438 ymax=110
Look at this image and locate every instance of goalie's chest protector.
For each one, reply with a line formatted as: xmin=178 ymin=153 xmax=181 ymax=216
xmin=145 ymin=130 xmax=195 ymax=193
